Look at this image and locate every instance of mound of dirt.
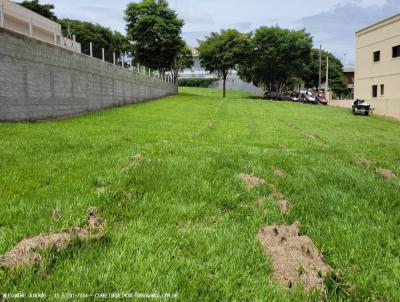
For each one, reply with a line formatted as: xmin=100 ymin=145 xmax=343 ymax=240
xmin=272 ymin=166 xmax=286 ymax=177
xmin=353 ymin=158 xmax=373 ymax=166
xmin=376 ymin=168 xmax=396 ymax=179
xmin=237 ymin=173 xmax=266 ymax=191
xmin=0 ymin=208 xmax=105 ymax=269
xmin=269 ymin=192 xmax=291 ymax=214
xmin=257 ymin=222 xmax=332 ymax=291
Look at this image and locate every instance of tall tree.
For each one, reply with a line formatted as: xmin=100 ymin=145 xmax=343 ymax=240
xmin=304 ymin=49 xmax=348 ymax=96
xmin=59 ymin=19 xmax=133 ymax=64
xmin=171 ymin=42 xmax=194 ymax=82
xmin=125 ymin=0 xmax=184 ymax=73
xmin=198 ymin=29 xmax=251 ymax=98
xmin=20 ymin=0 xmax=57 ymax=21
xmin=238 ymin=26 xmax=313 ymax=92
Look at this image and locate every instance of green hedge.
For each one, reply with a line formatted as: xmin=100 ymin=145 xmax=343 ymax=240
xmin=179 ymin=78 xmax=218 ymax=88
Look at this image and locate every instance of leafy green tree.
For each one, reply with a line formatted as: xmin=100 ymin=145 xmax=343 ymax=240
xmin=60 ymin=19 xmax=133 ymax=64
xmin=304 ymin=49 xmax=348 ymax=96
xmin=171 ymin=42 xmax=194 ymax=82
xmin=238 ymin=26 xmax=313 ymax=92
xmin=20 ymin=0 xmax=57 ymax=21
xmin=198 ymin=29 xmax=251 ymax=97
xmin=125 ymin=0 xmax=184 ymax=73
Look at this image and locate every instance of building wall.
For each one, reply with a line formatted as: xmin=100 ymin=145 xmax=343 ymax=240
xmin=329 ymin=99 xmax=400 ymax=120
xmin=0 ymin=0 xmax=80 ymax=52
xmin=0 ymin=28 xmax=177 ymax=121
xmin=355 ymin=14 xmax=400 ymax=102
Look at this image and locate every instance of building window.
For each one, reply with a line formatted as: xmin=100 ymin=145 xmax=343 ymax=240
xmin=373 ymin=51 xmax=380 ymax=62
xmin=372 ymin=85 xmax=378 ymax=98
xmin=380 ymin=84 xmax=385 ymax=96
xmin=393 ymin=45 xmax=400 ymax=58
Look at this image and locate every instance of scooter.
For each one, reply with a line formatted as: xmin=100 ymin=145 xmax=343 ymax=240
xmin=304 ymin=90 xmax=318 ymax=104
xmin=316 ymin=91 xmax=328 ymax=105
xmin=352 ymin=99 xmax=373 ymax=116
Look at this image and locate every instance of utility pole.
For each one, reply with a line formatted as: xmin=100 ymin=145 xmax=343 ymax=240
xmin=318 ymin=45 xmax=322 ymax=90
xmin=325 ymin=56 xmax=329 ymax=91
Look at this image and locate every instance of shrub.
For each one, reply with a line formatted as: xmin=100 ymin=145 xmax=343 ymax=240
xmin=178 ymin=78 xmax=218 ymax=88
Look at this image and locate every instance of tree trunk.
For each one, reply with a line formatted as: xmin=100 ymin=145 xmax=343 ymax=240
xmin=223 ymin=74 xmax=227 ymax=98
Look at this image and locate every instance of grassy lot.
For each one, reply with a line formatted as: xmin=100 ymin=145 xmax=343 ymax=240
xmin=1 ymin=88 xmax=399 ymax=301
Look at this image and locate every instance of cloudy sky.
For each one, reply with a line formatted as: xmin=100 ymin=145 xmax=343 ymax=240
xmin=16 ymin=0 xmax=400 ymax=64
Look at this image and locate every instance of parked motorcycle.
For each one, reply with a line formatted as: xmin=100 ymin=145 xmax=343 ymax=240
xmin=290 ymin=91 xmax=301 ymax=102
xmin=352 ymin=99 xmax=373 ymax=116
xmin=316 ymin=91 xmax=328 ymax=105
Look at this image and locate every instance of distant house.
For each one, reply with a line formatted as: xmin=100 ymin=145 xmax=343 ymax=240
xmin=0 ymin=0 xmax=80 ymax=52
xmin=343 ymin=65 xmax=354 ymax=98
xmin=179 ymin=48 xmax=264 ymax=95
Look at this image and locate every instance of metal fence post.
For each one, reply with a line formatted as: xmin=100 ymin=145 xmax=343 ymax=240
xmin=113 ymin=52 xmax=116 ymax=65
xmin=148 ymin=68 xmax=151 ymax=77
xmin=102 ymin=48 xmax=105 ymax=61
xmin=121 ymin=54 xmax=124 ymax=68
xmin=0 ymin=3 xmax=4 ymax=28
xmin=28 ymin=16 xmax=33 ymax=37
xmin=137 ymin=63 xmax=140 ymax=73
xmin=89 ymin=42 xmax=93 ymax=57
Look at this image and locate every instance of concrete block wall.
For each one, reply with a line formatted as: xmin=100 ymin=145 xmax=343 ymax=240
xmin=0 ymin=28 xmax=177 ymax=121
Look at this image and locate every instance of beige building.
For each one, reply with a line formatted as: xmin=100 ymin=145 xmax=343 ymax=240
xmin=0 ymin=0 xmax=80 ymax=52
xmin=354 ymin=13 xmax=400 ymax=119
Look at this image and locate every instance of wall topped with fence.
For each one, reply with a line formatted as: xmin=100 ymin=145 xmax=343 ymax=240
xmin=0 ymin=28 xmax=177 ymax=121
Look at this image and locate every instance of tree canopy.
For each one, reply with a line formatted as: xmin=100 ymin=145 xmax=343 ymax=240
xmin=125 ymin=0 xmax=184 ymax=72
xmin=238 ymin=26 xmax=313 ymax=92
xmin=171 ymin=42 xmax=194 ymax=82
xmin=304 ymin=49 xmax=348 ymax=95
xmin=60 ymin=19 xmax=133 ymax=64
xmin=198 ymin=29 xmax=251 ymax=97
xmin=20 ymin=0 xmax=57 ymax=21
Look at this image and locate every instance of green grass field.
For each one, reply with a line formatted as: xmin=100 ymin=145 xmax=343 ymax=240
xmin=1 ymin=88 xmax=399 ymax=301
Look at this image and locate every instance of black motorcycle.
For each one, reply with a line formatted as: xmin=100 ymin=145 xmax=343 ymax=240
xmin=352 ymin=99 xmax=373 ymax=116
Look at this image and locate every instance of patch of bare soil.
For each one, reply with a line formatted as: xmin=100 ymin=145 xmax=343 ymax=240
xmin=237 ymin=173 xmax=266 ymax=191
xmin=269 ymin=191 xmax=291 ymax=214
xmin=353 ymin=158 xmax=373 ymax=166
xmin=376 ymin=168 xmax=396 ymax=179
xmin=272 ymin=166 xmax=286 ymax=177
xmin=0 ymin=208 xmax=105 ymax=269
xmin=257 ymin=222 xmax=332 ymax=291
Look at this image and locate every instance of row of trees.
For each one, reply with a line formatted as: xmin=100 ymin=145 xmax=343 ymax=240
xmin=21 ymin=0 xmax=347 ymax=97
xmin=199 ymin=27 xmax=348 ymax=98
xmin=20 ymin=0 xmax=194 ymax=76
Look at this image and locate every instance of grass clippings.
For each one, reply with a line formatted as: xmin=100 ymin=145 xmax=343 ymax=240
xmin=257 ymin=222 xmax=332 ymax=292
